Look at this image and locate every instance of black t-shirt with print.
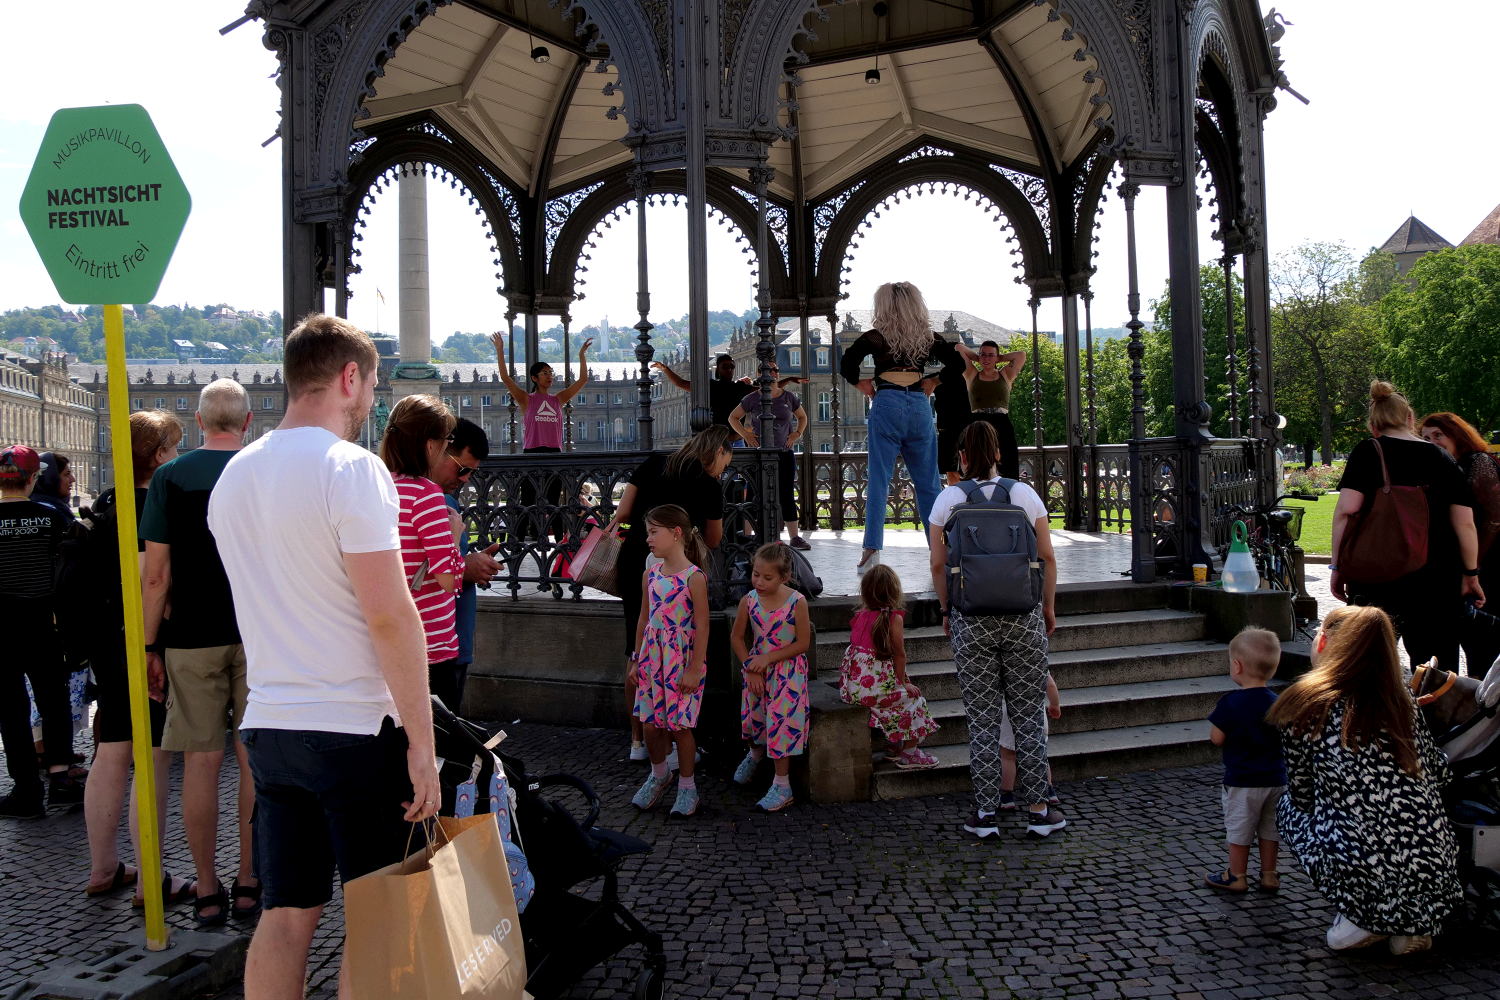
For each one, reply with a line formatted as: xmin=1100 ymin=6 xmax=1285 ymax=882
xmin=0 ymin=497 xmax=67 ymax=602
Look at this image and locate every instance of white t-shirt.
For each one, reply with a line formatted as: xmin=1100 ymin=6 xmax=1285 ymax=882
xmin=208 ymin=426 xmax=402 ymax=734
xmin=929 ymin=476 xmax=1049 ymax=531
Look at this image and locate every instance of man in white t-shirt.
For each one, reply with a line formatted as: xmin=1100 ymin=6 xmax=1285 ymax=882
xmin=927 ymin=419 xmax=1067 ymax=843
xmin=208 ymin=314 xmax=440 ymax=1000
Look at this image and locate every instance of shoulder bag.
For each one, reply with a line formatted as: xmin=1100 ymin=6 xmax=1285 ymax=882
xmin=1337 ymin=438 xmax=1429 ymax=584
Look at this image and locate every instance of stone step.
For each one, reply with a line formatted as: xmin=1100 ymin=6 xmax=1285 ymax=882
xmin=814 ymin=608 xmax=1207 ymax=664
xmin=873 ymin=640 xmax=1230 ymax=701
xmin=870 ymin=720 xmax=1220 ymax=800
xmin=913 ymin=675 xmax=1241 ymax=747
xmin=806 ymin=580 xmax=1172 ymax=631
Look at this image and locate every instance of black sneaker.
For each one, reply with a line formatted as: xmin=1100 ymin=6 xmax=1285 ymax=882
xmin=1025 ymin=806 xmax=1067 ymax=838
xmin=48 ymin=774 xmax=86 ymax=807
xmin=0 ymin=792 xmax=46 ymax=820
xmin=963 ymin=810 xmax=999 ymax=838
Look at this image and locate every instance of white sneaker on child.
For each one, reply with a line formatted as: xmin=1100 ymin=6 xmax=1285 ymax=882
xmin=629 ymin=742 xmax=649 ymax=761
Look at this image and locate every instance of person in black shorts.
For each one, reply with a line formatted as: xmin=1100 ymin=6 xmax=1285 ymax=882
xmin=929 ymin=350 xmax=973 ymax=488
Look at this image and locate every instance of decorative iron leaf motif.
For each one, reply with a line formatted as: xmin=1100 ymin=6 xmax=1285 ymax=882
xmin=544 ymin=181 xmax=605 ymax=267
xmin=312 ymin=1 xmax=369 ymax=154
xmin=991 ymin=165 xmax=1052 ymax=243
xmin=1109 ymin=0 xmax=1155 ymax=124
xmin=897 ymin=146 xmax=955 ymax=164
xmin=408 ymin=120 xmax=453 ymax=144
xmin=638 ymin=0 xmax=674 ymax=117
xmin=720 ymin=0 xmax=753 ymax=118
xmin=811 ymin=180 xmax=865 ymax=271
xmin=731 ymin=184 xmax=790 ymax=273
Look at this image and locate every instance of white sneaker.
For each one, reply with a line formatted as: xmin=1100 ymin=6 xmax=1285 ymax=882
xmin=665 ymin=746 xmax=701 ymax=771
xmin=1388 ymin=934 xmax=1432 ymax=956
xmin=1326 ymin=914 xmax=1387 ymax=951
xmin=857 ymin=549 xmax=880 ymax=574
xmin=629 ymin=742 xmax=649 ymax=761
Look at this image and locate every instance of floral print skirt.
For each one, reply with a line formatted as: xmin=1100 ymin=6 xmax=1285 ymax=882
xmin=838 ymin=645 xmax=939 ymax=744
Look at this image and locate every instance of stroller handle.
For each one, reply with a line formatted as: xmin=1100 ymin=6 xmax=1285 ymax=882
xmin=533 ymin=772 xmax=601 ymax=830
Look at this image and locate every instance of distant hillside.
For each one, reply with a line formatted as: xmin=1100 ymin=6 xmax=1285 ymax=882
xmin=1 ymin=303 xmax=282 ymax=365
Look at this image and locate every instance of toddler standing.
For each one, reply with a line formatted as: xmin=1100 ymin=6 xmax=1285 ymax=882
xmin=1205 ymin=627 xmax=1285 ymax=893
xmin=630 ymin=505 xmax=710 ymax=817
xmin=731 ymin=544 xmax=812 ymax=811
xmin=998 ymin=674 xmax=1061 ymax=808
xmin=838 ymin=564 xmax=939 ymax=769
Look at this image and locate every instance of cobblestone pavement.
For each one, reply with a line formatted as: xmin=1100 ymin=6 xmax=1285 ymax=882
xmin=6 ymin=719 xmax=1496 ymax=1000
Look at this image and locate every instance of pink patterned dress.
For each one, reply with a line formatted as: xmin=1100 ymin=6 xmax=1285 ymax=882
xmin=839 ymin=609 xmax=939 ymax=744
xmin=740 ymin=590 xmax=809 ymax=759
xmin=633 ymin=564 xmax=704 ymax=731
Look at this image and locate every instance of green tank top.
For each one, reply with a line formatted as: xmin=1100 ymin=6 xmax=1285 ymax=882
xmin=968 ymin=373 xmax=1011 ymax=410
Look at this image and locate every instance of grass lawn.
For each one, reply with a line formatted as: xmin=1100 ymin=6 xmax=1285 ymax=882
xmin=1281 ymin=493 xmax=1337 ymax=554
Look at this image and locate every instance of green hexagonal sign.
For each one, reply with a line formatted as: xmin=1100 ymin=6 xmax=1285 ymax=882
xmin=19 ymin=104 xmax=191 ymax=304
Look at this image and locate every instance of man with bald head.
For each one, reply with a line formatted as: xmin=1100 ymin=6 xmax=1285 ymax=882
xmin=140 ymin=377 xmax=258 ymax=923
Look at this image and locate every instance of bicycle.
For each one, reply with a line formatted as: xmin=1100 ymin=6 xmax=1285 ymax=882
xmin=1219 ymin=491 xmax=1321 ymax=639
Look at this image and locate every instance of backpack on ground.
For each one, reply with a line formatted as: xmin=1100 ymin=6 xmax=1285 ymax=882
xmin=785 ymin=543 xmax=823 ymax=601
xmin=943 ymin=478 xmax=1044 ymax=616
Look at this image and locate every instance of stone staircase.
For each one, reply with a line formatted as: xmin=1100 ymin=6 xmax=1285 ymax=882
xmin=809 ymin=581 xmax=1245 ymax=800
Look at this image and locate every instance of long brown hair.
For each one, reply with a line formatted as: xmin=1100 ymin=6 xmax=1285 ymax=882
xmin=1265 ymin=605 xmax=1421 ymax=775
xmin=859 ymin=563 xmax=904 ymax=660
xmin=956 ymin=418 xmax=1000 ymax=480
xmin=665 ymin=424 xmax=736 ymax=478
xmin=381 ymin=394 xmax=455 ymax=477
xmin=1419 ymin=411 xmax=1490 ymax=457
xmin=644 ymin=504 xmax=709 ymax=569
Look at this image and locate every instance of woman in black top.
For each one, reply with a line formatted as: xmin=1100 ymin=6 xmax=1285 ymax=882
xmin=1330 ymin=383 xmax=1485 ymax=671
xmin=1420 ymin=411 xmax=1500 ymax=673
xmin=840 ymin=281 xmax=978 ymax=573
xmin=605 ymin=426 xmax=734 ymax=750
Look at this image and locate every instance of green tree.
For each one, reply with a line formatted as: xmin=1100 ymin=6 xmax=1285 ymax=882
xmin=1269 ymin=242 xmax=1380 ymax=464
xmin=1147 ymin=264 xmax=1249 ymax=440
xmin=1380 ymin=243 xmax=1500 ymax=436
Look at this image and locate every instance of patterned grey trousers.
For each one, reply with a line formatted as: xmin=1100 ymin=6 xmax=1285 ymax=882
xmin=949 ymin=607 xmax=1051 ymax=812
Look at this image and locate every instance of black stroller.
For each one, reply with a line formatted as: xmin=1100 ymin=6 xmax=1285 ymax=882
xmin=431 ymin=701 xmax=668 ymax=999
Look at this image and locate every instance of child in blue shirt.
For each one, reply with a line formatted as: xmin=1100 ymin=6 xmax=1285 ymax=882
xmin=1205 ymin=628 xmax=1286 ymax=894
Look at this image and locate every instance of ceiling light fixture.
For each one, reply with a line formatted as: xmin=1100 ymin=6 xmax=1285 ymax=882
xmin=527 ymin=30 xmax=550 ymax=64
xmin=866 ymin=2 xmax=886 ymax=84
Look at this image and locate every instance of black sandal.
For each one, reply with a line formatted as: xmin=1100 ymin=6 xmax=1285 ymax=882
xmin=231 ymin=879 xmax=263 ymax=919
xmin=133 ymin=874 xmax=197 ymax=909
xmin=85 ymin=862 xmax=137 ymax=897
xmin=193 ymin=881 xmax=228 ymax=928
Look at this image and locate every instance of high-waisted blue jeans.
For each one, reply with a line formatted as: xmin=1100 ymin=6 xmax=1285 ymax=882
xmin=863 ymin=388 xmax=942 ymax=551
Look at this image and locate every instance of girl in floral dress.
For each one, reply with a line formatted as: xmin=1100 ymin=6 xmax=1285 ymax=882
xmin=731 ymin=544 xmax=813 ymax=811
xmin=839 ymin=564 xmax=939 ymax=769
xmin=630 ymin=505 xmax=711 ymax=817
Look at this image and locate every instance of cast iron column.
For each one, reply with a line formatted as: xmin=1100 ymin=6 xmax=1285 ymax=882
xmin=1029 ymin=296 xmax=1044 ymax=503
xmin=684 ymin=0 xmax=711 ymax=431
xmin=1122 ymin=179 xmax=1155 ymax=583
xmin=1061 ymin=290 xmax=1084 ymax=529
xmin=751 ymin=164 xmax=780 ymax=538
xmin=562 ymin=313 xmax=574 ymax=452
xmin=630 ymin=167 xmax=656 ymax=449
xmin=1222 ymin=252 xmax=1240 ymax=438
xmin=506 ymin=309 xmax=518 ymax=454
xmin=1083 ymin=290 xmax=1099 ymax=531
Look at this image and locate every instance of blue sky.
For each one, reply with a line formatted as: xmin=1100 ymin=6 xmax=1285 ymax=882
xmin=3 ymin=2 xmax=1496 ymax=341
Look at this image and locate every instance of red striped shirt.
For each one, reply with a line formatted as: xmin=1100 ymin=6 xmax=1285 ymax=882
xmin=395 ymin=475 xmax=461 ymax=663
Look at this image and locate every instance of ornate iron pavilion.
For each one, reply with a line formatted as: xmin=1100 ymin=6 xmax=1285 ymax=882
xmin=245 ymin=0 xmax=1290 ymax=586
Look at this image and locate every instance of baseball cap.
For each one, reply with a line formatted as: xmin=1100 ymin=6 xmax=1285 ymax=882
xmin=0 ymin=444 xmax=41 ymax=480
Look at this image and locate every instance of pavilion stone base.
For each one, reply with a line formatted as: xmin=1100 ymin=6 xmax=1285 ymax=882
xmin=1168 ymin=583 xmax=1294 ymax=642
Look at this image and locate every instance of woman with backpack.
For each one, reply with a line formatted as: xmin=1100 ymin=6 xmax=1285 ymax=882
xmin=928 ymin=419 xmax=1064 ymax=840
xmin=1330 ymin=383 xmax=1485 ymax=672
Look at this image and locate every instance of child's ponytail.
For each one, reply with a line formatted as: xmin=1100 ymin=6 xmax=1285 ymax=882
xmin=684 ymin=525 xmax=709 ymax=571
xmin=859 ymin=564 xmax=904 ymax=661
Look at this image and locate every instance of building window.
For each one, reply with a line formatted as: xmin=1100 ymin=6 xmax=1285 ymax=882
xmin=818 ymin=392 xmax=831 ymax=422
xmin=816 ymin=348 xmax=829 ymax=367
xmin=597 ymin=419 xmax=606 ymax=442
xmin=503 ymin=394 xmax=512 ymax=406
xmin=788 ymin=349 xmax=801 ymax=369
xmin=613 ymin=392 xmax=622 ymax=405
xmin=596 ymin=393 xmax=604 ymax=405
xmin=132 ymin=398 xmax=142 ymax=410
xmin=262 ymin=397 xmax=273 ymax=409
xmin=576 ymin=421 xmax=587 ymax=441
xmin=154 ymin=398 xmax=165 ymax=409
xmin=176 ymin=397 xmax=187 ymax=410
xmin=461 ymin=395 xmax=471 ymax=407
xmin=481 ymin=395 xmax=492 ymax=407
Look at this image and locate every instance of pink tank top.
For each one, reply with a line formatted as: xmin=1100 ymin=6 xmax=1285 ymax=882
xmin=523 ymin=392 xmax=564 ymax=450
xmin=850 ymin=608 xmax=904 ymax=651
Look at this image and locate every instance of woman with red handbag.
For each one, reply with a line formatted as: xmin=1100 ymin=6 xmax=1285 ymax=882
xmin=1329 ymin=382 xmax=1485 ymax=671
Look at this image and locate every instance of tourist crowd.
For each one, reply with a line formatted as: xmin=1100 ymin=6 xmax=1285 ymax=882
xmin=0 ymin=291 xmax=1494 ymax=990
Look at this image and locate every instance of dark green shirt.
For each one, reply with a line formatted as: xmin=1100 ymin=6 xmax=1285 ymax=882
xmin=140 ymin=448 xmax=241 ymax=649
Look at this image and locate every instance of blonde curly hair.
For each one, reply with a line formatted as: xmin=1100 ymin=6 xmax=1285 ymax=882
xmin=871 ymin=281 xmax=934 ymax=366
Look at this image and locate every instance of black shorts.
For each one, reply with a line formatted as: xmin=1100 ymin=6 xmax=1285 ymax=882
xmin=241 ymin=717 xmax=415 ymax=910
xmin=92 ymin=640 xmax=166 ymax=746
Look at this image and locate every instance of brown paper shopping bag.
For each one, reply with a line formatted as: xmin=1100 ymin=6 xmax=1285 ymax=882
xmin=345 ymin=814 xmax=527 ymax=999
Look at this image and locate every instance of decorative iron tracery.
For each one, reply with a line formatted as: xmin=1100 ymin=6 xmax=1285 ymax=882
xmin=731 ymin=184 xmax=789 ymax=276
xmin=478 ymin=165 xmax=525 ymax=264
xmin=991 ymin=165 xmax=1053 ymax=244
xmin=544 ymin=181 xmax=606 ymax=268
xmin=811 ymin=180 xmax=865 ymax=272
xmin=898 ymin=146 xmax=956 ymax=164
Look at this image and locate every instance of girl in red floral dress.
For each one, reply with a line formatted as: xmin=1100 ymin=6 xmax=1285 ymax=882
xmin=839 ymin=564 xmax=939 ymax=769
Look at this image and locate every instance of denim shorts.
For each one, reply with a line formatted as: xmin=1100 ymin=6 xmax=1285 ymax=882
xmin=241 ymin=717 xmax=415 ymax=909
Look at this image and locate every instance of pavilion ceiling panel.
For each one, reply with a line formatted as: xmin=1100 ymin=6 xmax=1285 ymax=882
xmin=994 ymin=2 xmax=1105 ymax=167
xmin=797 ymin=0 xmax=973 ymax=58
xmin=550 ymin=60 xmax=631 ymax=191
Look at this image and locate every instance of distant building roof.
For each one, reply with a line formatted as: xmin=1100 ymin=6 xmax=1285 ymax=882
xmin=1378 ymin=215 xmax=1453 ymax=256
xmin=772 ymin=309 xmax=1021 ymax=346
xmin=172 ymin=339 xmax=195 ymax=349
xmin=1460 ymin=203 xmax=1500 ymax=247
xmin=205 ymin=342 xmax=229 ymax=351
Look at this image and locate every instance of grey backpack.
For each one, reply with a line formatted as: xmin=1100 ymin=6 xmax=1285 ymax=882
xmin=943 ymin=479 xmax=1045 ymax=615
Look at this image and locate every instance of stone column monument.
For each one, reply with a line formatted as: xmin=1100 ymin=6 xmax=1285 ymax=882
xmin=391 ymin=166 xmax=440 ymax=386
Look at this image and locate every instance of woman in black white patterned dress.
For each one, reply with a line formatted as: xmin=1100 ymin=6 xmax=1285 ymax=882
xmin=1267 ymin=605 xmax=1461 ymax=955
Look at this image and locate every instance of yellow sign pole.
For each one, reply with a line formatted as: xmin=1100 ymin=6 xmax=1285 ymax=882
xmin=102 ymin=303 xmax=168 ymax=951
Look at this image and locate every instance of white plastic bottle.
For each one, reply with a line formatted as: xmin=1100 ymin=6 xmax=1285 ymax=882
xmin=1221 ymin=520 xmax=1259 ymax=593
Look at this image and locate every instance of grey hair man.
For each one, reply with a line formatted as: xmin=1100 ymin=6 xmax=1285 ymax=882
xmin=207 ymin=316 xmax=439 ymax=999
xmin=140 ymin=377 xmax=256 ymax=923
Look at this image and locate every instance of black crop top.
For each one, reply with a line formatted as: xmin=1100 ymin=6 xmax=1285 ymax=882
xmin=839 ymin=329 xmax=960 ymax=387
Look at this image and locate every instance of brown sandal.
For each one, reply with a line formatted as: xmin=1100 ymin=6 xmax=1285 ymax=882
xmin=86 ymin=862 xmax=137 ymax=897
